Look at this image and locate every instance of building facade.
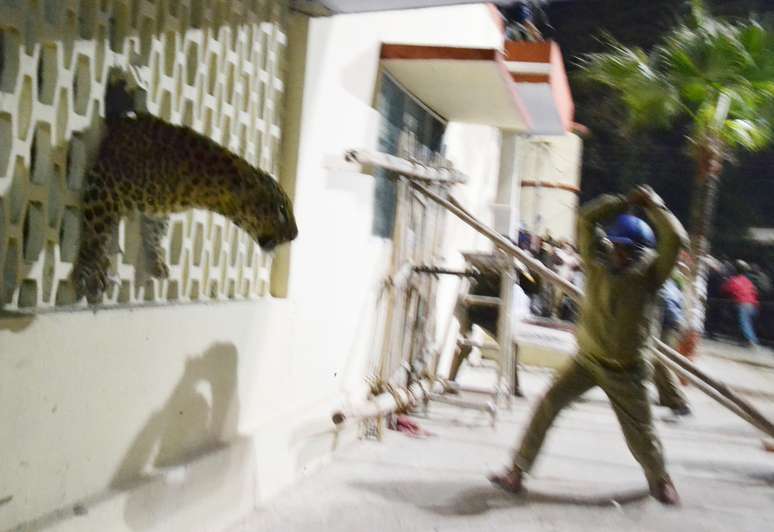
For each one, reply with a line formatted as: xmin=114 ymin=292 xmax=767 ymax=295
xmin=0 ymin=2 xmax=579 ymax=530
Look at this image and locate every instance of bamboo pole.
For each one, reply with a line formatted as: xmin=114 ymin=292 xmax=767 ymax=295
xmin=345 ymin=149 xmax=467 ymax=184
xmin=653 ymin=339 xmax=774 ymax=437
xmin=497 ymin=261 xmax=517 ymax=399
xmin=648 ymin=345 xmax=774 ymax=436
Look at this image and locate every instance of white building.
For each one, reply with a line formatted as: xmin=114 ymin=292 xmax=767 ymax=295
xmin=0 ymin=2 xmax=581 ymax=530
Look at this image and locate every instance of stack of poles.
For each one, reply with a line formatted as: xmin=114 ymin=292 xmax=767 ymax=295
xmin=331 ymin=150 xmax=774 ymax=441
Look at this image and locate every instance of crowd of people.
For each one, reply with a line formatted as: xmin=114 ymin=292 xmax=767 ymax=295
xmin=511 ymin=229 xmax=770 ymax=350
xmin=512 ymin=228 xmax=584 ymax=322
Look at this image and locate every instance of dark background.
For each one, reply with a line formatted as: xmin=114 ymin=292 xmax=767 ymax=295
xmin=543 ymin=0 xmax=774 ymax=265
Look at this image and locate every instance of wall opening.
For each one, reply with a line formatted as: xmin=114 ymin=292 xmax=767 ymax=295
xmin=0 ymin=27 xmax=21 ymax=93
xmin=22 ymin=201 xmax=45 ymax=262
xmin=73 ymin=55 xmax=92 ymax=116
xmin=59 ymin=206 xmax=80 ymax=263
xmin=55 ymin=279 xmax=77 ymax=306
xmin=186 ymin=41 xmax=199 ymax=86
xmin=48 ymin=161 xmax=64 ymax=228
xmin=3 ymin=239 xmax=19 ymax=304
xmin=30 ymin=123 xmax=53 ymax=185
xmin=37 ymin=44 xmax=58 ymax=105
xmin=18 ymin=76 xmax=33 ymax=140
xmin=9 ymin=157 xmax=27 ymax=224
xmin=18 ymin=279 xmax=37 ymax=308
xmin=109 ymin=1 xmax=129 ymax=53
xmin=0 ymin=113 xmax=11 ymax=177
xmin=78 ymin=0 xmax=97 ymax=40
xmin=42 ymin=242 xmax=55 ymax=303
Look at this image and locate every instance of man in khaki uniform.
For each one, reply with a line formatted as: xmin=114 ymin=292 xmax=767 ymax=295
xmin=489 ymin=185 xmax=687 ymax=505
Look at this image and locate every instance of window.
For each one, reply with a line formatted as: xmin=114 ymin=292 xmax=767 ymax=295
xmin=372 ymin=72 xmax=446 ymax=238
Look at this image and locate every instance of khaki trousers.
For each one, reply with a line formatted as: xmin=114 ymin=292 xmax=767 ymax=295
xmin=513 ymin=356 xmax=669 ymax=488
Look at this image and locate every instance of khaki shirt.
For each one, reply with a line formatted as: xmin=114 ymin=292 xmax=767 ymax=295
xmin=575 ymin=195 xmax=688 ymax=369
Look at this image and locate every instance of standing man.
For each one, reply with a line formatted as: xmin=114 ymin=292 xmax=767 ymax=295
xmin=721 ymin=260 xmax=760 ymax=348
xmin=489 ymin=185 xmax=687 ymax=505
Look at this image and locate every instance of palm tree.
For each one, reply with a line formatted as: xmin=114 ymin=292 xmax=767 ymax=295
xmin=580 ymin=0 xmax=774 ymax=351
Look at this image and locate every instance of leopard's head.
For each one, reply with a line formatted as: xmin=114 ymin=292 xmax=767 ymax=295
xmin=232 ymin=167 xmax=298 ymax=252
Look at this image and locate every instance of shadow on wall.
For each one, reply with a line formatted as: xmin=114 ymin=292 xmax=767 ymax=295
xmin=110 ymin=342 xmax=241 ymax=530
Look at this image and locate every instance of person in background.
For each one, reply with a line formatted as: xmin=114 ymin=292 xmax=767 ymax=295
xmin=499 ymin=0 xmax=544 ymax=42
xmin=489 ymin=185 xmax=687 ymax=505
xmin=558 ymin=262 xmax=584 ymax=323
xmin=704 ymin=257 xmax=729 ymax=340
xmin=653 ymin=275 xmax=691 ymax=417
xmin=721 ymin=260 xmax=761 ymax=348
xmin=749 ymin=263 xmax=772 ymax=298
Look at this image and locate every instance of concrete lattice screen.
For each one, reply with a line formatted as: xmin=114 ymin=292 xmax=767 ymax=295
xmin=0 ymin=0 xmax=288 ymax=310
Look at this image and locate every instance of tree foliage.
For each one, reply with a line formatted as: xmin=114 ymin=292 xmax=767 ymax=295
xmin=579 ymin=5 xmax=774 ymax=160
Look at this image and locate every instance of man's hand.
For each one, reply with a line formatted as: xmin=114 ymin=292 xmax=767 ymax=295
xmin=628 ymin=185 xmax=664 ymax=209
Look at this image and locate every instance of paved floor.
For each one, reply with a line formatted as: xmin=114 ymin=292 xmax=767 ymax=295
xmin=229 ymin=344 xmax=774 ymax=532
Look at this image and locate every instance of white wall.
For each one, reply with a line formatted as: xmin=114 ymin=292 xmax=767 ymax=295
xmin=0 ymin=4 xmax=506 ymax=531
xmin=285 ymin=4 xmax=505 ymax=397
xmin=519 ymin=132 xmax=583 ymax=243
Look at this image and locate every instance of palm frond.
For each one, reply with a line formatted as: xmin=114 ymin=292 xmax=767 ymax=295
xmin=581 ymin=7 xmax=774 ymax=155
xmin=722 ymin=118 xmax=772 ymax=151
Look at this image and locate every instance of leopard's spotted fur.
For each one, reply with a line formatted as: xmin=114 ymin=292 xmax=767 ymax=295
xmin=72 ymin=113 xmax=297 ymax=304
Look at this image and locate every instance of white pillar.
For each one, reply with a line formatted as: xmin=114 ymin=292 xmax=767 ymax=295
xmin=493 ymin=131 xmax=525 ymax=239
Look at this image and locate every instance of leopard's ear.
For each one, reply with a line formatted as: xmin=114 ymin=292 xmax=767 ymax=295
xmin=105 ymin=66 xmax=148 ymax=119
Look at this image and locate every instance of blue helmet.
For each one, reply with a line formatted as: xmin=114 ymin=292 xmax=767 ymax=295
xmin=606 ymin=214 xmax=656 ymax=249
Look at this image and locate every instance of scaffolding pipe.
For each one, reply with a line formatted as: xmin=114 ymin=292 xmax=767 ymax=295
xmin=345 ymin=149 xmax=467 ymax=184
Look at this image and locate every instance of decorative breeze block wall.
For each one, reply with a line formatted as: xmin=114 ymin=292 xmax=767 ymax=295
xmin=0 ymin=0 xmax=288 ymax=310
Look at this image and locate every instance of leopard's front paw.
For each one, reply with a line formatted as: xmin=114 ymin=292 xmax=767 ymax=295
xmin=147 ymin=258 xmax=170 ymax=280
xmin=72 ymin=260 xmax=114 ymax=305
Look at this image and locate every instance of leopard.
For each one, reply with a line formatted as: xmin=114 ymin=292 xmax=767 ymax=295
xmin=71 ymin=112 xmax=298 ymax=304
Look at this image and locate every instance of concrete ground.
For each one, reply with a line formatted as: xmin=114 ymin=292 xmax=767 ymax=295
xmin=228 ymin=342 xmax=774 ymax=532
